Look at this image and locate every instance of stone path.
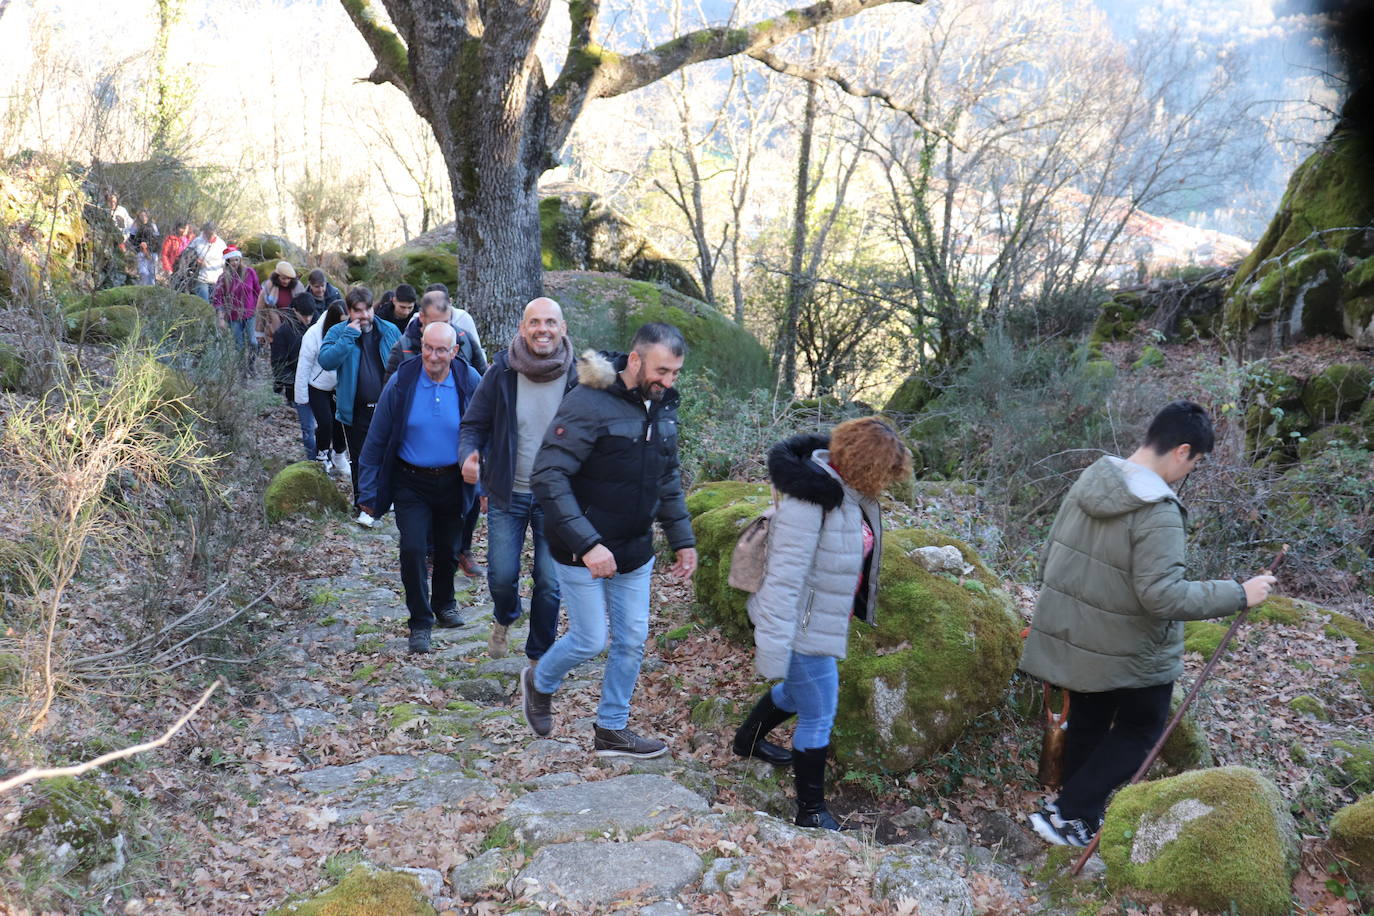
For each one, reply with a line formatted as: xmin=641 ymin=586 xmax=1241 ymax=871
xmin=247 ymin=514 xmax=1086 ymax=913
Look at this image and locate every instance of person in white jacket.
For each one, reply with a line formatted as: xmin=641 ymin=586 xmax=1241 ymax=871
xmin=294 ymin=302 xmax=350 ymax=476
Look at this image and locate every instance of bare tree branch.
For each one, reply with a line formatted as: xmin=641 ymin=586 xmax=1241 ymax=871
xmin=549 ymin=0 xmax=925 ymax=148
xmin=747 ymin=48 xmax=960 ymax=148
xmin=339 ymin=0 xmax=411 ymax=91
xmin=0 ymin=680 xmax=221 ymax=795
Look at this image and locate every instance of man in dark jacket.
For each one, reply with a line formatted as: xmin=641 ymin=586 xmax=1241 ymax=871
xmin=459 ymin=297 xmax=577 ymax=662
xmin=375 ymin=283 xmax=417 ymax=332
xmin=521 ymin=322 xmax=697 ymax=759
xmin=358 ymin=322 xmax=482 ymax=654
xmin=293 ymin=269 xmax=343 ymax=321
xmin=1020 ymin=400 xmax=1276 ymax=847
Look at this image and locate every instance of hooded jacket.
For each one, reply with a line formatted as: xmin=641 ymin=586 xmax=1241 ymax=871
xmin=747 ymin=433 xmax=882 ymax=679
xmin=1019 ymin=456 xmax=1247 ymax=692
xmin=316 ymin=318 xmax=403 ymax=426
xmin=293 ymin=319 xmax=338 ymax=404
xmin=530 ymin=350 xmax=694 ymax=573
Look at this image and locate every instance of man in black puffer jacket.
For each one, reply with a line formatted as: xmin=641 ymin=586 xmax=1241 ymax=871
xmin=523 ymin=322 xmax=697 ymax=759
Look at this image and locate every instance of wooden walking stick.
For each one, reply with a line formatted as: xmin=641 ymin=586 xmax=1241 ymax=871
xmin=1068 ymin=545 xmax=1290 ymax=876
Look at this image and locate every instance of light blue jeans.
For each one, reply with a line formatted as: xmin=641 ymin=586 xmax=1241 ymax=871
xmin=534 ymin=557 xmax=654 ymax=730
xmin=294 ymin=402 xmax=316 ymax=459
xmin=771 ymin=652 xmax=839 ymax=751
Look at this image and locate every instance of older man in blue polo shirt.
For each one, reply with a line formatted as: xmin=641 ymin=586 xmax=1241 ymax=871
xmin=358 ymin=322 xmax=481 ymax=654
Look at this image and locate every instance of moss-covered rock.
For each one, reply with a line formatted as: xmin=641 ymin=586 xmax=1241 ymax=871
xmin=689 ymin=484 xmax=774 ymax=645
xmin=3 ymin=776 xmax=126 ymax=879
xmin=1083 ymin=359 xmax=1118 ymax=383
xmin=387 ymin=244 xmax=458 ymax=293
xmin=64 ymin=304 xmax=141 ymax=343
xmin=546 ymin=272 xmax=771 ymax=393
xmin=1330 ymin=793 xmax=1374 ymax=890
xmin=1333 ymin=740 xmax=1374 ymax=795
xmin=0 ymin=339 xmax=24 ymax=390
xmin=540 ymin=187 xmax=705 ymax=300
xmin=1090 ymin=292 xmax=1146 ymax=344
xmin=885 ymin=373 xmax=938 ymax=415
xmin=1100 ymin=766 xmax=1299 ymax=915
xmin=833 ymin=529 xmax=1021 ymax=771
xmin=266 ymin=863 xmax=436 ymax=915
xmin=1297 ymin=423 xmax=1365 ymax=460
xmin=238 ymin=234 xmax=308 ymax=266
xmin=1301 ymin=363 xmax=1372 ymax=423
xmin=1132 ymin=345 xmax=1165 ymax=370
xmin=264 ymin=461 xmax=350 ymax=524
xmin=0 ymin=153 xmax=90 ymax=296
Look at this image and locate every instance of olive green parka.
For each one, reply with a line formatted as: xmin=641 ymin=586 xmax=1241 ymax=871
xmin=1019 ymin=456 xmax=1245 ymax=692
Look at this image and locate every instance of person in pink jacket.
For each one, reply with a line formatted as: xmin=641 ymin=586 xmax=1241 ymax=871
xmin=211 ymin=248 xmax=262 ymax=375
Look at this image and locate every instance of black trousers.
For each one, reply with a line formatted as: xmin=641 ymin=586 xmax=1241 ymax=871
xmin=1054 ymin=681 xmax=1173 ymax=823
xmin=394 ymin=465 xmax=464 ymax=633
xmin=307 ymin=386 xmax=346 ymax=456
xmin=457 ymin=497 xmax=481 ymax=556
xmin=341 ymin=406 xmax=375 ymax=508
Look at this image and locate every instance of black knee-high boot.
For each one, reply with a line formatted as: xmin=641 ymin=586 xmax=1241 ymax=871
xmin=732 ymin=690 xmax=794 ymax=765
xmin=793 ymin=745 xmax=842 ymax=830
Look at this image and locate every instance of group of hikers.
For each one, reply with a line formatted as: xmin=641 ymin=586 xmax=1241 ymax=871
xmin=219 ymin=272 xmax=1280 ymax=844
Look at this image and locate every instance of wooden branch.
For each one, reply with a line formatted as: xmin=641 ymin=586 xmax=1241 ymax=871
xmin=549 ymin=0 xmax=923 ymax=147
xmin=0 ymin=680 xmax=221 ymax=795
xmin=747 ymin=48 xmax=961 ymax=148
xmin=339 ymin=0 xmax=411 ymax=92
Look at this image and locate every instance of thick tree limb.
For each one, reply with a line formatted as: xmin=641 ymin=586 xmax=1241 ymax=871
xmin=339 ymin=0 xmax=411 ymax=91
xmin=0 ymin=680 xmax=221 ymax=795
xmin=747 ymin=48 xmax=960 ymax=148
xmin=549 ymin=0 xmax=924 ymax=147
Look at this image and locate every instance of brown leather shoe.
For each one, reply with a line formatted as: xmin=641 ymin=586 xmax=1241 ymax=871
xmin=456 ymin=552 xmax=486 ymax=578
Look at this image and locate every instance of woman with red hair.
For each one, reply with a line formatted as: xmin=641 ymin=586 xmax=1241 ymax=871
xmin=733 ymin=417 xmax=911 ymax=830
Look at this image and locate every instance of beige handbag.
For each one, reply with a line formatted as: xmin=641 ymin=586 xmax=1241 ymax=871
xmin=727 ymin=487 xmax=780 ymax=593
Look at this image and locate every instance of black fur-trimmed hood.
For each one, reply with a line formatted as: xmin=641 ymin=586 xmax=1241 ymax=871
xmin=766 ymin=432 xmax=842 ymax=511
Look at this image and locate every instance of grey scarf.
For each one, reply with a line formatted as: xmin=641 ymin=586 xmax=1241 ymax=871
xmin=507 ymin=333 xmax=572 ymax=383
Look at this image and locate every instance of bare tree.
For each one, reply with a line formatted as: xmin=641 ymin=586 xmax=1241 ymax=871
xmin=338 ymin=0 xmax=924 ymax=340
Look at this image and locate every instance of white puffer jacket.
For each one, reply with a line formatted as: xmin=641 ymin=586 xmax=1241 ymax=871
xmin=293 ymin=319 xmax=338 ymax=404
xmin=748 ymin=434 xmax=881 ymax=679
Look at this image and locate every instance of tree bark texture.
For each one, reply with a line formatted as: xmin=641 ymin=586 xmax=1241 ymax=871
xmin=340 ymin=0 xmax=922 ymax=342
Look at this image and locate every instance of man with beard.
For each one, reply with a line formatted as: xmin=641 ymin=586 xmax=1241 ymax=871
xmin=318 ymin=286 xmax=402 ymax=519
xmin=459 ymin=298 xmax=578 ymax=662
xmin=522 ymin=322 xmax=697 ymax=758
xmin=357 ymin=322 xmax=481 ymax=653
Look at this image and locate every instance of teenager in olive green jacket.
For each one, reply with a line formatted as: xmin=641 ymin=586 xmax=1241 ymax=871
xmin=1021 ymin=401 xmax=1276 ymax=848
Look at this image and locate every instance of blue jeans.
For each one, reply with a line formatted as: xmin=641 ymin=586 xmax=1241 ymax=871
xmin=227 ymin=317 xmax=255 ymax=353
xmin=771 ymin=652 xmax=839 ymax=751
xmin=487 ymin=491 xmax=560 ymax=660
xmin=294 ymin=402 xmax=316 ymax=459
xmin=535 ymin=558 xmax=654 ymax=730
xmin=192 ymin=280 xmax=211 ymax=303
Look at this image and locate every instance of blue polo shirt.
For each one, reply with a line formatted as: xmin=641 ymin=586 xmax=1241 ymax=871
xmin=399 ymin=370 xmax=461 ymax=467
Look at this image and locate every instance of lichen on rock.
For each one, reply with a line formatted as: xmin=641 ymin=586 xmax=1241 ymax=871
xmin=1100 ymin=766 xmax=1299 ymax=916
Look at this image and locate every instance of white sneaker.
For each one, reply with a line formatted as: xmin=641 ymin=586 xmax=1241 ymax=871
xmin=356 ymin=510 xmax=375 ymax=529
xmin=332 ymin=450 xmax=351 ymax=478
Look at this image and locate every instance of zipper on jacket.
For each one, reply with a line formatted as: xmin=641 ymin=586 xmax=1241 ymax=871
xmin=801 ymin=590 xmax=816 ymax=631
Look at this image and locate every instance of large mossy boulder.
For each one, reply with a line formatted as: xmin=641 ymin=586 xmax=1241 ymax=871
xmin=2 ymin=776 xmax=126 ymax=881
xmin=1224 ymin=94 xmax=1374 ymax=352
xmin=1100 ymin=766 xmax=1299 ymax=916
xmin=64 ymin=286 xmax=215 ymax=346
xmin=885 ymin=372 xmax=938 ymax=415
xmin=688 ymin=482 xmax=1022 ymax=772
xmin=1089 ymin=291 xmax=1148 ymax=345
xmin=63 ymin=304 xmax=141 ymax=344
xmin=0 ymin=153 xmax=89 ymax=296
xmin=546 ymin=273 xmax=771 ymax=393
xmin=264 ymin=461 xmax=350 ymax=524
xmin=266 ymin=863 xmax=436 ymax=916
xmin=1330 ymin=794 xmax=1374 ymax=891
xmin=238 ymin=234 xmax=308 ymax=267
xmin=1300 ymin=363 xmax=1372 ymax=423
xmin=540 ymin=187 xmax=705 ymax=300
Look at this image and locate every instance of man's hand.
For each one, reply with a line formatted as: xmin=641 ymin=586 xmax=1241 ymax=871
xmin=461 ymin=452 xmax=480 ymax=485
xmin=669 ymin=547 xmax=697 ymax=580
xmin=1242 ymin=574 xmax=1277 ymax=607
xmin=582 ymin=544 xmax=617 ymax=579
xmin=348 ymin=316 xmax=363 ymax=330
